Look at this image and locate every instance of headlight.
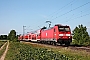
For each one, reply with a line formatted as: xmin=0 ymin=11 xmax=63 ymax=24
xmin=59 ymin=34 xmax=63 ymax=36
xmin=66 ymin=34 xmax=70 ymax=36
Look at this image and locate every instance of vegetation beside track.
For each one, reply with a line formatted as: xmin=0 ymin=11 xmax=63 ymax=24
xmin=24 ymin=42 xmax=90 ymax=60
xmin=72 ymin=24 xmax=90 ymax=46
xmin=5 ymin=41 xmax=90 ymax=60
xmin=5 ymin=42 xmax=76 ymax=60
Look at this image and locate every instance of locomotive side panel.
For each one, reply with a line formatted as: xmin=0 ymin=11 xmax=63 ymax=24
xmin=53 ymin=26 xmax=59 ymax=42
xmin=46 ymin=28 xmax=54 ymax=40
xmin=41 ymin=27 xmax=58 ymax=42
xmin=41 ymin=30 xmax=48 ymax=40
xmin=41 ymin=28 xmax=54 ymax=41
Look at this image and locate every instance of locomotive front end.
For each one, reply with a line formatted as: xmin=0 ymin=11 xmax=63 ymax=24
xmin=57 ymin=25 xmax=72 ymax=45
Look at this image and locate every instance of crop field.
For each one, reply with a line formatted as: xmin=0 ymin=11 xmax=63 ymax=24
xmin=5 ymin=42 xmax=76 ymax=60
xmin=23 ymin=42 xmax=90 ymax=60
xmin=4 ymin=41 xmax=90 ymax=60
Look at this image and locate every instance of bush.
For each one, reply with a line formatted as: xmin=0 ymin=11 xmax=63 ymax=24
xmin=72 ymin=24 xmax=90 ymax=46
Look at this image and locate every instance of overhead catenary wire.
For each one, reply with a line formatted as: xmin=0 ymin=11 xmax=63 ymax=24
xmin=39 ymin=0 xmax=75 ymax=28
xmin=51 ymin=1 xmax=90 ymax=21
xmin=38 ymin=1 xmax=90 ymax=30
xmin=65 ymin=13 xmax=90 ymax=23
xmin=65 ymin=7 xmax=90 ymax=22
xmin=46 ymin=0 xmax=75 ymax=20
xmin=48 ymin=0 xmax=75 ymax=17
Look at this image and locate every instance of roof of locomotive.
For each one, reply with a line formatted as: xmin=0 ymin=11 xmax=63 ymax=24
xmin=55 ymin=24 xmax=70 ymax=27
xmin=41 ymin=24 xmax=70 ymax=30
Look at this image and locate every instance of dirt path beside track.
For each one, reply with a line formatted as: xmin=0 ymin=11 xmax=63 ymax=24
xmin=0 ymin=41 xmax=9 ymax=60
xmin=0 ymin=42 xmax=7 ymax=51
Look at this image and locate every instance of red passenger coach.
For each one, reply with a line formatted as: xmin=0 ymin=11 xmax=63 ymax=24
xmin=18 ymin=35 xmax=23 ymax=40
xmin=40 ymin=24 xmax=72 ymax=45
xmin=30 ymin=30 xmax=41 ymax=42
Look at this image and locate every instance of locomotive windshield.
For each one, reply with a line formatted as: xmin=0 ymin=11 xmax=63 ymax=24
xmin=58 ymin=26 xmax=70 ymax=31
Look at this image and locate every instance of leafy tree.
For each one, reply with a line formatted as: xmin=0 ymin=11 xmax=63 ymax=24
xmin=8 ymin=30 xmax=17 ymax=42
xmin=72 ymin=24 xmax=90 ymax=46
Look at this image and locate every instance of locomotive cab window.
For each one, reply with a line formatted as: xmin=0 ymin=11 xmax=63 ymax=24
xmin=58 ymin=26 xmax=70 ymax=31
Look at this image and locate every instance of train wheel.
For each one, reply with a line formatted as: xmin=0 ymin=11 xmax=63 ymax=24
xmin=41 ymin=41 xmax=44 ymax=44
xmin=49 ymin=41 xmax=52 ymax=45
xmin=52 ymin=42 xmax=56 ymax=46
xmin=60 ymin=42 xmax=63 ymax=46
xmin=65 ymin=42 xmax=70 ymax=46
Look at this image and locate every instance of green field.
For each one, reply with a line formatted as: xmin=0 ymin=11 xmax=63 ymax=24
xmin=5 ymin=42 xmax=90 ymax=60
xmin=5 ymin=42 xmax=74 ymax=60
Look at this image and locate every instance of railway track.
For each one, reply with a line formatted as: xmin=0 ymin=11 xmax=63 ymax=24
xmin=69 ymin=46 xmax=90 ymax=52
xmin=21 ymin=41 xmax=90 ymax=53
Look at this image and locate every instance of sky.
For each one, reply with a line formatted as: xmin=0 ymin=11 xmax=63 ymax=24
xmin=0 ymin=0 xmax=90 ymax=35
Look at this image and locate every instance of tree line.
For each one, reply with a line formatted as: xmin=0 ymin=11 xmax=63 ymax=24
xmin=0 ymin=30 xmax=19 ymax=41
xmin=0 ymin=35 xmax=7 ymax=40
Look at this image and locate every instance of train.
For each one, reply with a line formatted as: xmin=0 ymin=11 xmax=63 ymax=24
xmin=18 ymin=24 xmax=72 ymax=45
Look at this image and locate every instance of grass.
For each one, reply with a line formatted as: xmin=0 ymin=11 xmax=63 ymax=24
xmin=56 ymin=48 xmax=90 ymax=60
xmin=0 ymin=41 xmax=7 ymax=48
xmin=5 ymin=42 xmax=20 ymax=60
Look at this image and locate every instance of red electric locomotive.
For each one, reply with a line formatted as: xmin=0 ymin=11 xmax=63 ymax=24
xmin=40 ymin=24 xmax=72 ymax=45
